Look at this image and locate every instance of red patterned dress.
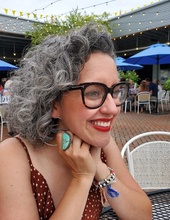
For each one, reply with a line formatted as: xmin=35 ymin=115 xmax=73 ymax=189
xmin=16 ymin=137 xmax=103 ymax=220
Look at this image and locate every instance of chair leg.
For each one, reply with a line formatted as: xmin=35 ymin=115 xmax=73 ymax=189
xmin=137 ymin=104 xmax=139 ymax=114
xmin=161 ymin=101 xmax=164 ymax=112
xmin=129 ymin=101 xmax=132 ymax=112
xmin=149 ymin=103 xmax=151 ymax=114
xmin=124 ymin=101 xmax=127 ymax=113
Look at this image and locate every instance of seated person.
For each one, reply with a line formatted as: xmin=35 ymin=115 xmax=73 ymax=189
xmin=153 ymin=79 xmax=162 ymax=92
xmin=145 ymin=78 xmax=158 ymax=110
xmin=138 ymin=80 xmax=148 ymax=93
xmin=128 ymin=79 xmax=137 ymax=95
xmin=145 ymin=78 xmax=158 ymax=100
xmin=138 ymin=80 xmax=148 ymax=112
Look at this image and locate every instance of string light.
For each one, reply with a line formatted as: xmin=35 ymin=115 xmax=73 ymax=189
xmin=0 ymin=0 xmax=169 ymax=60
xmin=31 ymin=0 xmax=61 ymax=14
xmin=0 ymin=0 xmax=163 ymax=21
xmin=13 ymin=42 xmax=16 ymax=56
xmin=59 ymin=0 xmax=116 ymax=16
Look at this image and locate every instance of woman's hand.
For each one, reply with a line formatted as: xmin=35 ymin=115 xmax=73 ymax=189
xmin=57 ymin=131 xmax=96 ymax=180
xmin=90 ymin=145 xmax=109 ymax=180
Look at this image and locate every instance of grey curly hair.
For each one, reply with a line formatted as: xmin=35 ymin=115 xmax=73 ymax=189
xmin=6 ymin=22 xmax=116 ymax=146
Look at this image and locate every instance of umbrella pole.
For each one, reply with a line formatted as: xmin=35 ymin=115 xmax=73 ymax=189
xmin=155 ymin=59 xmax=159 ymax=114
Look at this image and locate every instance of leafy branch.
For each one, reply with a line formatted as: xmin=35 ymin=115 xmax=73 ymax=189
xmin=25 ymin=9 xmax=113 ymax=46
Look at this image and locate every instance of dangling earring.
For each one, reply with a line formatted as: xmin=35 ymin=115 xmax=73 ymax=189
xmin=53 ymin=116 xmax=61 ymax=120
xmin=43 ymin=141 xmax=58 ymax=147
xmin=43 ymin=116 xmax=62 ymax=147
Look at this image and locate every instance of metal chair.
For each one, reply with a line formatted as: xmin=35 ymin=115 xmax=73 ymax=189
xmin=135 ymin=92 xmax=151 ymax=114
xmin=121 ymin=131 xmax=170 ymax=190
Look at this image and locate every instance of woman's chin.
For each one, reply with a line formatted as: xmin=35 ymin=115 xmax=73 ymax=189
xmin=91 ymin=137 xmax=110 ymax=148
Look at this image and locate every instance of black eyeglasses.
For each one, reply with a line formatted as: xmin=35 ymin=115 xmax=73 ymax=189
xmin=66 ymin=82 xmax=129 ymax=109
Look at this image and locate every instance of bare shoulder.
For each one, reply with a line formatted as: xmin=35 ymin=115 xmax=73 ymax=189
xmin=0 ymin=137 xmax=28 ymax=163
xmin=0 ymin=137 xmax=30 ymax=179
xmin=0 ymin=137 xmax=39 ymax=219
xmin=0 ymin=137 xmax=32 ymax=194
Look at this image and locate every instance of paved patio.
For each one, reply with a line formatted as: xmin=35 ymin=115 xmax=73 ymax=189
xmin=1 ymin=110 xmax=170 ymax=150
xmin=111 ymin=110 xmax=170 ymax=151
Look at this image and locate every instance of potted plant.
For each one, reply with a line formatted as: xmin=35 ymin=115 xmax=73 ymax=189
xmin=163 ymin=77 xmax=170 ymax=91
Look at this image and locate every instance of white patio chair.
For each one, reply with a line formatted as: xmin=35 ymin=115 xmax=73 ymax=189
xmin=162 ymin=90 xmax=170 ymax=111
xmin=121 ymin=131 xmax=170 ymax=190
xmin=157 ymin=90 xmax=166 ymax=112
xmin=135 ymin=92 xmax=151 ymax=114
xmin=124 ymin=98 xmax=132 ymax=113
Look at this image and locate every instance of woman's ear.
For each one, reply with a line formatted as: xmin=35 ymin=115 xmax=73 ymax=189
xmin=51 ymin=102 xmax=61 ymax=118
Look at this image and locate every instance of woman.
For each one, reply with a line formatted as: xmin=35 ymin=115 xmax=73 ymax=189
xmin=0 ymin=23 xmax=152 ymax=220
xmin=137 ymin=80 xmax=148 ymax=112
xmin=138 ymin=80 xmax=148 ymax=93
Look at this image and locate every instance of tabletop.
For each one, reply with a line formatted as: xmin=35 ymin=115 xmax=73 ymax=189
xmin=99 ymin=189 xmax=170 ymax=220
xmin=147 ymin=189 xmax=170 ymax=220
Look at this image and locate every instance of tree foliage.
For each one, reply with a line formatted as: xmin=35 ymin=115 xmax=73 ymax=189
xmin=119 ymin=70 xmax=140 ymax=84
xmin=163 ymin=77 xmax=170 ymax=91
xmin=25 ymin=9 xmax=113 ymax=46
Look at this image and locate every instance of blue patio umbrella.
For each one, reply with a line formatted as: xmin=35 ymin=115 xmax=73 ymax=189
xmin=0 ymin=60 xmax=18 ymax=71
xmin=126 ymin=43 xmax=170 ymax=113
xmin=116 ymin=57 xmax=143 ymax=71
xmin=126 ymin=43 xmax=170 ymax=65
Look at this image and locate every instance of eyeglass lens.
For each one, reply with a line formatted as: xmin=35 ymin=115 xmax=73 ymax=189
xmin=83 ymin=83 xmax=128 ymax=108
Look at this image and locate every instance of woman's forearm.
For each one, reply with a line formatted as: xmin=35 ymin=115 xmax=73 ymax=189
xmin=104 ymin=178 xmax=152 ymax=220
xmin=50 ymin=177 xmax=93 ymax=220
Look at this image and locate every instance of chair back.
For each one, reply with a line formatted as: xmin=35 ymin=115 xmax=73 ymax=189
xmin=121 ymin=131 xmax=170 ymax=190
xmin=158 ymin=90 xmax=166 ymax=100
xmin=137 ymin=92 xmax=150 ymax=103
xmin=164 ymin=90 xmax=169 ymax=102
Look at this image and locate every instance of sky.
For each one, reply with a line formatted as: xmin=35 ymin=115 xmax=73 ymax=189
xmin=0 ymin=0 xmax=162 ymax=21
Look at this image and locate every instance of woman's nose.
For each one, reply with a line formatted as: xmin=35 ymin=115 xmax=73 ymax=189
xmin=99 ymin=93 xmax=120 ymax=114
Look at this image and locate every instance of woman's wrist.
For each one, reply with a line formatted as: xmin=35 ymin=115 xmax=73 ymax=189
xmin=95 ymin=162 xmax=110 ymax=181
xmin=71 ymin=174 xmax=94 ymax=188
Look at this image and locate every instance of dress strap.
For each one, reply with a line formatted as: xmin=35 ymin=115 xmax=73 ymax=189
xmin=15 ymin=136 xmax=33 ymax=167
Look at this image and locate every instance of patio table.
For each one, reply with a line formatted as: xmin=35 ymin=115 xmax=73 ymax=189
xmin=147 ymin=189 xmax=170 ymax=219
xmin=99 ymin=189 xmax=170 ymax=220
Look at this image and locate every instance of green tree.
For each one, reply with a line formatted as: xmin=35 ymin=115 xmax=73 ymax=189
xmin=26 ymin=9 xmax=113 ymax=46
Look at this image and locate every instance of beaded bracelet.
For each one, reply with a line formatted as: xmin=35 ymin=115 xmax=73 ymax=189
xmin=93 ymin=167 xmax=116 ymax=188
xmin=93 ymin=167 xmax=119 ymax=206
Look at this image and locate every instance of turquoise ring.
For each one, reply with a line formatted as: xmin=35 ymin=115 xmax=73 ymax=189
xmin=62 ymin=132 xmax=71 ymax=151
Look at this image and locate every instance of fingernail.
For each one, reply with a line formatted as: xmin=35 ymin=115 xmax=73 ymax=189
xmin=62 ymin=132 xmax=71 ymax=151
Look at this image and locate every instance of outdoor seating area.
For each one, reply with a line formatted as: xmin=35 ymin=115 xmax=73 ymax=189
xmin=123 ymin=90 xmax=170 ymax=114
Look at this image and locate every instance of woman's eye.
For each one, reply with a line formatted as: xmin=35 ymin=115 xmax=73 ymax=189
xmin=85 ymin=90 xmax=101 ymax=99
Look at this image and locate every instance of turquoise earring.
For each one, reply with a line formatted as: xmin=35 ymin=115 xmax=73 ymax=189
xmin=62 ymin=132 xmax=71 ymax=151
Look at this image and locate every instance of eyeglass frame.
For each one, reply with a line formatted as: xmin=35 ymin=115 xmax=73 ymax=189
xmin=65 ymin=82 xmax=129 ymax=109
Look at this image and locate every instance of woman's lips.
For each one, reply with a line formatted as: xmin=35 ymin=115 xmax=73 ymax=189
xmin=91 ymin=119 xmax=111 ymax=132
